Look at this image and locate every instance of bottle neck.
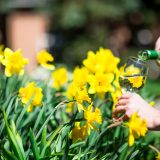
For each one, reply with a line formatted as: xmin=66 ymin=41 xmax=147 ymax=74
xmin=139 ymin=50 xmax=160 ymax=60
xmin=145 ymin=50 xmax=159 ymax=60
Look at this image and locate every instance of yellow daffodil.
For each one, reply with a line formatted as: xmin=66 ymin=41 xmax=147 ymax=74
xmin=0 ymin=45 xmax=4 ymax=62
xmin=128 ymin=76 xmax=144 ymax=88
xmin=84 ymin=104 xmax=102 ymax=134
xmin=52 ymin=67 xmax=68 ymax=89
xmin=83 ymin=48 xmax=120 ymax=74
xmin=125 ymin=112 xmax=148 ymax=147
xmin=83 ymin=50 xmax=97 ymax=73
xmin=156 ymin=153 xmax=160 ymax=160
xmin=37 ymin=49 xmax=55 ymax=70
xmin=87 ymin=72 xmax=114 ymax=94
xmin=19 ymin=82 xmax=43 ymax=112
xmin=71 ymin=122 xmax=87 ymax=142
xmin=67 ymin=82 xmax=91 ymax=106
xmin=96 ymin=48 xmax=120 ymax=73
xmin=73 ymin=67 xmax=89 ymax=86
xmin=2 ymin=48 xmax=28 ymax=77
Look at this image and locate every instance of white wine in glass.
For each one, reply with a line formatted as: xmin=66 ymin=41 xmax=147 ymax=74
xmin=119 ymin=57 xmax=148 ymax=93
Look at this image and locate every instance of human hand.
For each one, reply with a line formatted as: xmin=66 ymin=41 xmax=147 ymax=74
xmin=112 ymin=92 xmax=160 ymax=130
xmin=155 ymin=36 xmax=160 ymax=66
xmin=155 ymin=36 xmax=160 ymax=51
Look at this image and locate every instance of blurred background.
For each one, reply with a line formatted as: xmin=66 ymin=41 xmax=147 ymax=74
xmin=0 ymin=0 xmax=160 ymax=78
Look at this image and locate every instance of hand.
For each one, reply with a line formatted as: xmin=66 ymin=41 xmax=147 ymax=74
xmin=112 ymin=92 xmax=160 ymax=130
xmin=155 ymin=36 xmax=160 ymax=67
xmin=155 ymin=36 xmax=160 ymax=51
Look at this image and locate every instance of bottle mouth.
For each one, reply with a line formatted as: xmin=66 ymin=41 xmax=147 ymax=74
xmin=138 ymin=50 xmax=148 ymax=61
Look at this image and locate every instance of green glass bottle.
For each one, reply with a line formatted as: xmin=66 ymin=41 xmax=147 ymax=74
xmin=138 ymin=50 xmax=160 ymax=61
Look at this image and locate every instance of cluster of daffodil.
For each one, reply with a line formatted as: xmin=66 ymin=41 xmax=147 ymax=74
xmin=0 ymin=45 xmax=150 ymax=149
xmin=66 ymin=48 xmax=122 ymax=142
xmin=0 ymin=47 xmax=68 ymax=112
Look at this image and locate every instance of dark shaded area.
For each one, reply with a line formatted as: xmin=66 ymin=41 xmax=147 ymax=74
xmin=0 ymin=0 xmax=160 ymax=68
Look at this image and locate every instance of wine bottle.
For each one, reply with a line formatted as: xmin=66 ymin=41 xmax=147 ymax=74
xmin=138 ymin=50 xmax=160 ymax=61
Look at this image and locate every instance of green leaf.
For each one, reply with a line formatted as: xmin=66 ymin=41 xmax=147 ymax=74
xmin=69 ymin=141 xmax=85 ymax=149
xmin=39 ymin=153 xmax=74 ymax=160
xmin=62 ymin=134 xmax=70 ymax=160
xmin=40 ymin=126 xmax=47 ymax=153
xmin=56 ymin=134 xmax=62 ymax=153
xmin=129 ymin=150 xmax=139 ymax=160
xmin=29 ymin=128 xmax=40 ymax=160
xmin=72 ymin=150 xmax=96 ymax=160
xmin=10 ymin=120 xmax=25 ymax=159
xmin=118 ymin=144 xmax=128 ymax=160
xmin=47 ymin=125 xmax=63 ymax=146
xmin=118 ymin=143 xmax=128 ymax=153
xmin=78 ymin=147 xmax=81 ymax=160
xmin=6 ymin=96 xmax=16 ymax=116
xmin=33 ymin=104 xmax=45 ymax=132
xmin=36 ymin=101 xmax=65 ymax=140
xmin=14 ymin=97 xmax=19 ymax=112
xmin=2 ymin=109 xmax=26 ymax=160
xmin=40 ymin=125 xmax=63 ymax=158
xmin=1 ymin=147 xmax=18 ymax=160
xmin=99 ymin=153 xmax=113 ymax=160
xmin=16 ymin=95 xmax=34 ymax=128
xmin=0 ymin=95 xmax=15 ymax=136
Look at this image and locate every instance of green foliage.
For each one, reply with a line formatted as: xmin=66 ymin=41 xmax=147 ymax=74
xmin=0 ymin=71 xmax=160 ymax=160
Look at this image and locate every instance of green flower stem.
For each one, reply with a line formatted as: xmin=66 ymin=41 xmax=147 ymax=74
xmin=148 ymin=144 xmax=160 ymax=154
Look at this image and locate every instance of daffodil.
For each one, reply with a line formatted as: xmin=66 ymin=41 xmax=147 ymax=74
xmin=128 ymin=76 xmax=144 ymax=88
xmin=2 ymin=48 xmax=28 ymax=77
xmin=87 ymin=72 xmax=114 ymax=94
xmin=125 ymin=112 xmax=148 ymax=146
xmin=83 ymin=50 xmax=97 ymax=73
xmin=84 ymin=104 xmax=102 ymax=134
xmin=72 ymin=67 xmax=89 ymax=86
xmin=67 ymin=82 xmax=91 ymax=106
xmin=52 ymin=67 xmax=68 ymax=89
xmin=71 ymin=122 xmax=88 ymax=142
xmin=19 ymin=82 xmax=43 ymax=112
xmin=96 ymin=48 xmax=120 ymax=73
xmin=83 ymin=48 xmax=120 ymax=74
xmin=37 ymin=49 xmax=55 ymax=70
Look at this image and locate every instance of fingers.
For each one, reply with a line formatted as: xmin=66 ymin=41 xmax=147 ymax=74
xmin=112 ymin=92 xmax=139 ymax=121
xmin=116 ymin=99 xmax=129 ymax=106
xmin=119 ymin=92 xmax=133 ymax=99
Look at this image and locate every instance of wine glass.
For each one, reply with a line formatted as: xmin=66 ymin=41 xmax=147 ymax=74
xmin=119 ymin=56 xmax=148 ymax=93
